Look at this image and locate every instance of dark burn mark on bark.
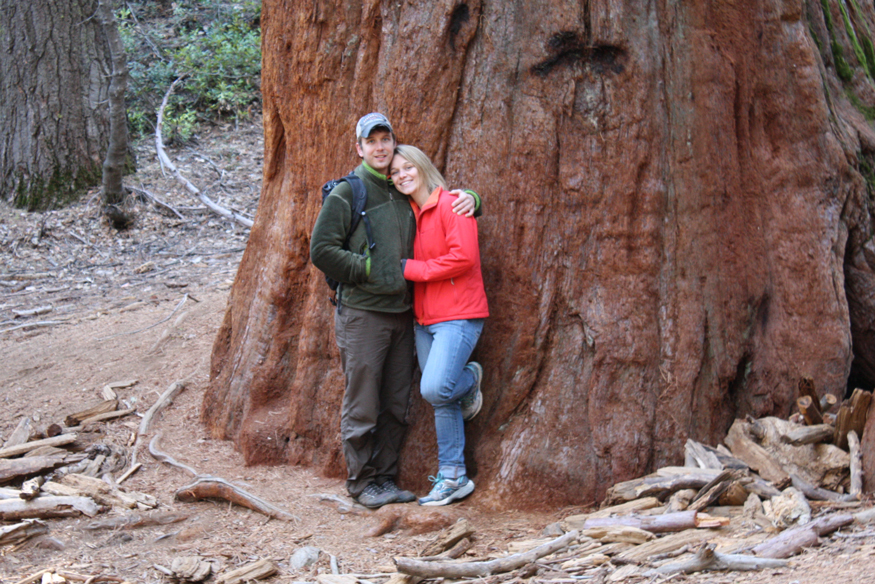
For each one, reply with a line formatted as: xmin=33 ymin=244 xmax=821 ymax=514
xmin=449 ymin=3 xmax=470 ymax=50
xmin=533 ymin=31 xmax=626 ymax=76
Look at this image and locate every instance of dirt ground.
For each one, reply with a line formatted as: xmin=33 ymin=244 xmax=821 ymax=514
xmin=2 ymin=121 xmax=875 ymax=584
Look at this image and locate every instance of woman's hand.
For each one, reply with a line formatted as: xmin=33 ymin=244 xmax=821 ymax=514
xmin=449 ymin=190 xmax=476 ymax=217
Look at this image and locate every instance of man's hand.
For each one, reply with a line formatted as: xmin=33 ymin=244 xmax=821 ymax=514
xmin=450 ymin=189 xmax=476 ymax=217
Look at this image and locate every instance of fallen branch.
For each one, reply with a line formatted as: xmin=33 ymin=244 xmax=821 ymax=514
xmin=645 ymin=544 xmax=789 ymax=576
xmin=155 ymin=78 xmax=253 ymax=228
xmin=127 ymin=185 xmax=185 ymax=219
xmin=124 ymin=379 xmax=188 ymax=480
xmin=572 ymin=510 xmax=699 ymax=534
xmin=148 ymin=431 xmax=297 ymax=522
xmin=0 ymin=320 xmax=66 ymax=334
xmin=81 ymin=407 xmax=136 ymax=427
xmin=98 ymin=293 xmax=188 ymax=341
xmin=148 ymin=431 xmax=199 ymax=477
xmin=781 ymin=424 xmax=834 ymax=446
xmin=0 ymin=519 xmax=48 ymax=546
xmin=0 ymin=495 xmax=102 ymax=520
xmin=790 ymin=474 xmax=856 ymax=503
xmin=752 ymin=513 xmax=854 ymax=558
xmin=175 ymin=476 xmax=298 ymax=522
xmin=0 ymin=434 xmax=79 ymax=459
xmin=395 ymin=530 xmax=578 ymax=578
xmin=142 ymin=381 xmax=187 ymax=435
xmin=84 ymin=510 xmax=188 ymax=530
xmin=848 ymin=430 xmax=862 ymax=499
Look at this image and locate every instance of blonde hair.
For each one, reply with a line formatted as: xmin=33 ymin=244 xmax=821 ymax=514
xmin=394 ymin=144 xmax=447 ymax=193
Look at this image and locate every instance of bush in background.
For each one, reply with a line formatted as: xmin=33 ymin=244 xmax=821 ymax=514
xmin=119 ymin=0 xmax=261 ymax=144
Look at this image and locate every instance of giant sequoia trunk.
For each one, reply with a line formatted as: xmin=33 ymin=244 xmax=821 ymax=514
xmin=0 ymin=0 xmax=112 ymax=209
xmin=204 ymin=0 xmax=875 ymax=508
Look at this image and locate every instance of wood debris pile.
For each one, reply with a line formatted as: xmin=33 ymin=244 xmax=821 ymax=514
xmin=0 ymin=383 xmax=157 ymax=541
xmin=386 ymin=380 xmax=875 ymax=582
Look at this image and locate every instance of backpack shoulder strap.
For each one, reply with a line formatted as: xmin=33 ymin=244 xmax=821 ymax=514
xmin=341 ymin=173 xmax=375 ymax=250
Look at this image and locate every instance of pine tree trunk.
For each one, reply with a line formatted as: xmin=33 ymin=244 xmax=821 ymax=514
xmin=205 ymin=0 xmax=875 ymax=508
xmin=0 ymin=0 xmax=111 ymax=209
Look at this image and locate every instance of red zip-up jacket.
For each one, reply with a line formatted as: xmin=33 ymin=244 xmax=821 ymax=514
xmin=403 ymin=188 xmax=489 ymax=326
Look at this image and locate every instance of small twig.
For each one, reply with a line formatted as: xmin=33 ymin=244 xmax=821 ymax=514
xmin=127 ymin=185 xmax=185 ymax=219
xmin=0 ymin=320 xmax=66 ymax=334
xmin=97 ymin=293 xmax=188 ymax=340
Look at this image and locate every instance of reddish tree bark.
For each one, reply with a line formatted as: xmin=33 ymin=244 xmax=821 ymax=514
xmin=204 ymin=0 xmax=875 ymax=508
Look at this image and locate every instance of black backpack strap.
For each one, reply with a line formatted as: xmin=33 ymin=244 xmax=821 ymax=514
xmin=340 ymin=173 xmax=375 ymax=251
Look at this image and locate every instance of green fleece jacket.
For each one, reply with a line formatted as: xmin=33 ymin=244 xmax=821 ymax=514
xmin=311 ymin=164 xmax=416 ymax=312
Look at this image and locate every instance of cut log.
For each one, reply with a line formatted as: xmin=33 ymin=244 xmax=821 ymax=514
xmin=604 ymin=472 xmax=718 ymax=504
xmin=684 ymin=440 xmax=723 ymax=470
xmin=0 ymin=434 xmax=78 ymax=459
xmin=64 ymin=400 xmax=117 ymax=427
xmin=80 ymin=408 xmax=135 ymax=427
xmin=0 ymin=495 xmax=101 ymax=520
xmin=848 ymin=430 xmax=862 ymax=499
xmin=65 ymin=473 xmax=155 ymax=510
xmin=834 ymin=388 xmax=872 ymax=450
xmin=666 ymin=489 xmax=696 ymax=512
xmin=19 ymin=476 xmax=44 ymax=500
xmin=216 ymin=559 xmax=277 ymax=584
xmin=0 ymin=519 xmax=48 ymax=546
xmin=0 ymin=454 xmax=82 ymax=484
xmin=4 ymin=417 xmax=33 ymax=448
xmin=723 ymin=420 xmax=789 ymax=485
xmin=576 ymin=510 xmax=699 ymax=534
xmin=797 ymin=396 xmax=823 ymax=426
xmin=821 ymin=393 xmax=838 ymax=413
xmin=421 ymin=518 xmax=475 ymax=556
xmin=579 ymin=525 xmax=654 ymax=544
xmin=616 ymin=529 xmax=713 ymax=563
xmin=645 ymin=544 xmax=789 ymax=575
xmin=752 ymin=513 xmax=854 ymax=558
xmin=781 ymin=424 xmax=834 ymax=446
xmin=562 ymin=497 xmax=662 ymax=529
xmin=717 ymin=481 xmax=749 ymax=506
xmin=798 ymin=378 xmax=822 ymax=414
xmin=790 ymin=474 xmax=855 ymax=503
xmin=689 ymin=469 xmax=734 ymax=511
xmin=395 ymin=530 xmax=578 ymax=578
xmin=175 ymin=476 xmax=297 ymax=521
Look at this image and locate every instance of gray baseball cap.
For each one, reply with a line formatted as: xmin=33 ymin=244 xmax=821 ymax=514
xmin=356 ymin=112 xmax=393 ymax=139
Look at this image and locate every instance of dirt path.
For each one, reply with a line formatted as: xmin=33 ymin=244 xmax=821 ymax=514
xmin=2 ymin=121 xmax=875 ymax=583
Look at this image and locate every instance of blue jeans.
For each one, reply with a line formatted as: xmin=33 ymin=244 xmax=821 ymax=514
xmin=415 ymin=319 xmax=484 ymax=480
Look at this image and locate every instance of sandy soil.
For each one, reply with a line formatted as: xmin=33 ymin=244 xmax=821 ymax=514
xmin=1 ymin=121 xmax=875 ymax=584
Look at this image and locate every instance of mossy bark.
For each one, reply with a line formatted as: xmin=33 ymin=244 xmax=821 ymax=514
xmin=0 ymin=0 xmax=113 ymax=210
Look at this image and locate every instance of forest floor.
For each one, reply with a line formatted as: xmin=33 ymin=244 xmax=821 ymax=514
xmin=2 ymin=119 xmax=875 ymax=584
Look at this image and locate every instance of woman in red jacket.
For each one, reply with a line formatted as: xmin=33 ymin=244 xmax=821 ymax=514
xmin=389 ymin=145 xmax=489 ymax=506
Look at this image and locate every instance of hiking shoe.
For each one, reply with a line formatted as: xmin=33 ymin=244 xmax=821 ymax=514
xmin=419 ymin=474 xmax=475 ymax=506
xmin=379 ymin=479 xmax=416 ymax=503
xmin=356 ymin=482 xmax=397 ymax=508
xmin=460 ymin=362 xmax=483 ymax=421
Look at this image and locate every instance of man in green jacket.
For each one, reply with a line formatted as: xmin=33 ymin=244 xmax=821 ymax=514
xmin=310 ymin=113 xmax=479 ymax=508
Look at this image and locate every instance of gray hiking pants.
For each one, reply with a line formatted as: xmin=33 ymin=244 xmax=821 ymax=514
xmin=334 ymin=306 xmax=415 ymax=497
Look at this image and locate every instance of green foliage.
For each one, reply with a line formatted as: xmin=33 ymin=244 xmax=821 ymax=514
xmin=118 ymin=1 xmax=261 ymax=143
